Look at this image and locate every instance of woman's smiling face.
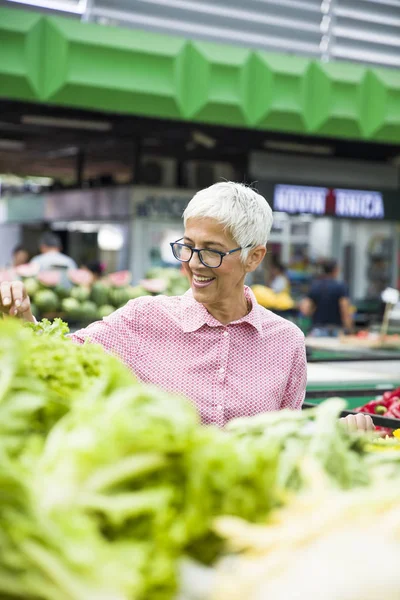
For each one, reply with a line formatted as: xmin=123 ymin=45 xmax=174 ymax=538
xmin=182 ymin=217 xmax=250 ymax=307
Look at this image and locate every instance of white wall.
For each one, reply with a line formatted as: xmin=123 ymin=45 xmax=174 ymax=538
xmin=130 ymin=218 xmax=183 ymax=283
xmin=0 ymin=224 xmax=22 ymax=267
xmin=250 ymin=151 xmax=399 ymax=189
xmin=339 ymin=220 xmax=395 ymax=298
xmin=308 ymin=218 xmax=333 ymax=261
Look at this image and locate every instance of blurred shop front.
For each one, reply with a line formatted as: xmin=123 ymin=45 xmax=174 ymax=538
xmin=2 ymin=185 xmax=195 ymax=281
xmin=250 ymin=152 xmax=400 ymax=304
xmin=3 ymin=187 xmax=132 ymax=274
xmin=130 ymin=186 xmax=195 ymax=282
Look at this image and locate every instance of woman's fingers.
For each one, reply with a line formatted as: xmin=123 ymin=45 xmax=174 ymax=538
xmin=0 ymin=282 xmax=12 ymax=310
xmin=341 ymin=413 xmax=376 ymax=433
xmin=0 ymin=281 xmax=33 ymax=320
xmin=10 ymin=281 xmax=25 ymax=314
xmin=356 ymin=413 xmax=374 ymax=431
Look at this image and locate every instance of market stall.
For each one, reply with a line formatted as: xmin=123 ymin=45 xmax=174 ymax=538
xmin=2 ymin=317 xmax=400 ymax=600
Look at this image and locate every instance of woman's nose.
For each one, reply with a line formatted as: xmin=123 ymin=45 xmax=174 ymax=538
xmin=188 ymin=250 xmax=202 ymax=268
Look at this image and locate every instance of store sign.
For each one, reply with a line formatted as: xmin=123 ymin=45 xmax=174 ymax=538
xmin=273 ymin=184 xmax=384 ymax=219
xmin=133 ymin=186 xmax=194 ymax=219
xmin=274 ymin=185 xmax=326 ymax=215
xmin=335 ymin=189 xmax=384 ymax=219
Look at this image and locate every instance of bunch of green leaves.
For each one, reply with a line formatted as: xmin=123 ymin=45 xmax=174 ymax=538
xmin=226 ymin=399 xmax=370 ymax=491
xmin=34 ymin=384 xmax=200 ymax=600
xmin=0 ymin=318 xmax=133 ymax=462
xmin=33 ymin=383 xmax=280 ymax=599
xmin=0 ymin=448 xmax=146 ymax=600
xmin=182 ymin=427 xmax=279 ymax=564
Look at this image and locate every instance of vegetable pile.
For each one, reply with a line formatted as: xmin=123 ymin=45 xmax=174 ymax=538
xmin=0 ymin=318 xmax=279 ymax=599
xmin=212 ymin=463 xmax=400 ymax=600
xmin=1 ymin=265 xmax=190 ymax=324
xmin=356 ymin=386 xmax=400 ymax=436
xmin=2 ymin=318 xmax=400 ymax=600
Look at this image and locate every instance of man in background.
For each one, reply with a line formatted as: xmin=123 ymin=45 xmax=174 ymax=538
xmin=300 ymin=258 xmax=353 ymax=336
xmin=30 ymin=232 xmax=77 ymax=289
xmin=30 ymin=232 xmax=77 ymax=272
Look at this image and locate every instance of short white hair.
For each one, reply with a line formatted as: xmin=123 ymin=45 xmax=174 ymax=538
xmin=183 ymin=181 xmax=273 ymax=261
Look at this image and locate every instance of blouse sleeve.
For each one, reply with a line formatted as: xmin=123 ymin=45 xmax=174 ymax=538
xmin=280 ymin=334 xmax=307 ymax=410
xmin=70 ymin=299 xmax=143 ymax=370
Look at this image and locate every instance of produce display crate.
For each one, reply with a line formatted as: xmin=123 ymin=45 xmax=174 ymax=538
xmin=303 ymin=401 xmax=400 ymax=429
xmin=307 ymin=346 xmax=400 ymax=362
xmin=305 ymin=382 xmax=400 ymax=411
xmin=339 ymin=334 xmax=400 ymax=350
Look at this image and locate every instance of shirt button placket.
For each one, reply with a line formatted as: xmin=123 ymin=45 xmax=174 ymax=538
xmin=215 ymin=328 xmax=229 ymax=425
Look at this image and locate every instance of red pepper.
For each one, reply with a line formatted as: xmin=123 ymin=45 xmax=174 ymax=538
xmin=375 ymin=426 xmax=393 ymax=436
xmin=386 ymin=403 xmax=400 ymax=420
xmin=356 ymin=399 xmax=388 ymax=414
xmin=382 ymin=389 xmax=400 ymax=406
xmin=356 ymin=390 xmax=400 ymax=416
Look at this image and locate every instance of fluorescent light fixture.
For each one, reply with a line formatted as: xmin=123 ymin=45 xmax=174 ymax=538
xmin=98 ymin=225 xmax=124 ymax=251
xmin=45 ymin=146 xmax=79 ymax=159
xmin=0 ymin=139 xmax=25 ymax=151
xmin=263 ymin=140 xmax=334 ymax=155
xmin=192 ymin=130 xmax=216 ymax=149
xmin=6 ymin=0 xmax=87 ymax=14
xmin=22 ymin=115 xmax=112 ymax=132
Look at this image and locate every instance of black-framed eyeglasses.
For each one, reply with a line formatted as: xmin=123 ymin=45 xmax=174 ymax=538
xmin=170 ymin=238 xmax=252 ymax=268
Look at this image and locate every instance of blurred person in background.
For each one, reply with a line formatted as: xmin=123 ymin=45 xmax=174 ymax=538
xmin=299 ymin=258 xmax=353 ymax=337
xmin=82 ymin=260 xmax=105 ymax=282
xmin=30 ymin=232 xmax=77 ymax=272
xmin=12 ymin=245 xmax=30 ymax=267
xmin=0 ymin=183 xmax=370 ymax=432
xmin=268 ymin=258 xmax=290 ymax=294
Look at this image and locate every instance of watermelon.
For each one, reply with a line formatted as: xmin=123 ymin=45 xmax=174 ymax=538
xmin=70 ymin=286 xmax=90 ymax=303
xmin=24 ymin=277 xmax=39 ymax=297
xmin=34 ymin=289 xmax=59 ymax=313
xmin=80 ymin=301 xmax=99 ymax=321
xmin=98 ymin=304 xmax=116 ymax=318
xmin=126 ymin=285 xmax=150 ymax=300
xmin=54 ymin=285 xmax=70 ymax=300
xmin=91 ymin=282 xmax=110 ymax=307
xmin=15 ymin=264 xmax=39 ymax=278
xmin=61 ymin=297 xmax=81 ymax=319
xmin=109 ymin=287 xmax=132 ymax=308
xmin=37 ymin=271 xmax=61 ymax=288
xmin=68 ymin=269 xmax=94 ymax=287
xmin=108 ymin=271 xmax=131 ymax=287
xmin=140 ymin=278 xmax=168 ymax=294
xmin=146 ymin=267 xmax=182 ymax=283
xmin=145 ymin=267 xmax=167 ymax=280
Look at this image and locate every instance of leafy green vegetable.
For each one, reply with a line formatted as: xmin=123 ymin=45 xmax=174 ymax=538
xmin=1 ymin=318 xmax=397 ymax=600
xmin=0 ymin=318 xmax=133 ymax=462
xmin=227 ymin=399 xmax=369 ymax=490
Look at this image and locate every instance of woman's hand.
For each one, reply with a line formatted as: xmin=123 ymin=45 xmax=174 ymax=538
xmin=0 ymin=281 xmax=35 ymax=322
xmin=340 ymin=413 xmax=375 ymax=433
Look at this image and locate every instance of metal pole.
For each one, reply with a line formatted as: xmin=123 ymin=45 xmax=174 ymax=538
xmin=76 ymin=149 xmax=85 ymax=188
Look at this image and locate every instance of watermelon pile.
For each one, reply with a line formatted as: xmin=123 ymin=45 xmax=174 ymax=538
xmin=9 ymin=266 xmax=189 ymax=325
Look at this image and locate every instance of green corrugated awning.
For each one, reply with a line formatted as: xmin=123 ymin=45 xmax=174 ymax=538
xmin=0 ymin=7 xmax=399 ymax=143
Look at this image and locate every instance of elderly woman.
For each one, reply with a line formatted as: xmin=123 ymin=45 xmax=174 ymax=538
xmin=0 ymin=182 xmax=372 ymax=432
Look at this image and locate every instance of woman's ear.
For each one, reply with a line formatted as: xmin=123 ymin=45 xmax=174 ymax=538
xmin=245 ymin=245 xmax=267 ymax=273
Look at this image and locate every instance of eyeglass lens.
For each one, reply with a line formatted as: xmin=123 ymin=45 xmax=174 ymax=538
xmin=172 ymin=244 xmax=222 ymax=267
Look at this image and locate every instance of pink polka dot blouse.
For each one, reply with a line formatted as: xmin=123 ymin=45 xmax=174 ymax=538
xmin=71 ymin=286 xmax=307 ymax=427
